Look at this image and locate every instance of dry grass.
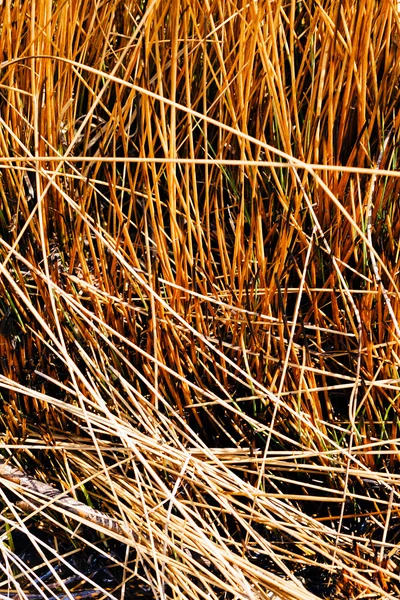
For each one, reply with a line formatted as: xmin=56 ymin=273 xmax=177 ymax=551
xmin=0 ymin=0 xmax=400 ymax=598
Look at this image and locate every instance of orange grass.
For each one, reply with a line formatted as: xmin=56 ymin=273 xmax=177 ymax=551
xmin=0 ymin=0 xmax=400 ymax=598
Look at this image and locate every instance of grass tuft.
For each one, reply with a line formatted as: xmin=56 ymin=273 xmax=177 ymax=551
xmin=1 ymin=0 xmax=400 ymax=598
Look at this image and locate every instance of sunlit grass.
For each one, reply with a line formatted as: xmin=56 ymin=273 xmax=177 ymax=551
xmin=0 ymin=0 xmax=400 ymax=598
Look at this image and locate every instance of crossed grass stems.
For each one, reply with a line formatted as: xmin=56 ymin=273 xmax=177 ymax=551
xmin=1 ymin=0 xmax=400 ymax=598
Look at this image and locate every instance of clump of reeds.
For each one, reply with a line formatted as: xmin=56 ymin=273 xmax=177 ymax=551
xmin=0 ymin=0 xmax=400 ymax=598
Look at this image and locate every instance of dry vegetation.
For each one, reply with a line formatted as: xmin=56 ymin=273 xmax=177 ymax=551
xmin=0 ymin=0 xmax=400 ymax=598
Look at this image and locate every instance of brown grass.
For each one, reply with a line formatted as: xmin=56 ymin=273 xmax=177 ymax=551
xmin=0 ymin=0 xmax=400 ymax=598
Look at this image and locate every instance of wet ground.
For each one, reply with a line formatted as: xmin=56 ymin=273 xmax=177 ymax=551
xmin=1 ymin=523 xmax=155 ymax=600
